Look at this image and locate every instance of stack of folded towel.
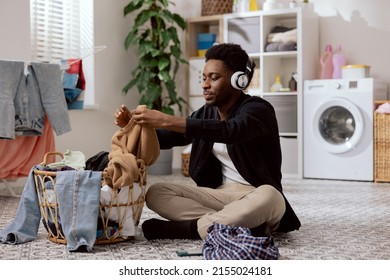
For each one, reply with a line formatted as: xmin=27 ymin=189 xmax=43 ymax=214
xmin=265 ymin=26 xmax=297 ymax=52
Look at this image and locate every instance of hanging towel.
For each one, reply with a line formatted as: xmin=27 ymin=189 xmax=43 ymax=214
xmin=0 ymin=115 xmax=55 ymax=179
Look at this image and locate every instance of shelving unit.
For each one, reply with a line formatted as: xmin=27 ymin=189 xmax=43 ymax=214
xmin=186 ymin=7 xmax=319 ymax=178
xmin=186 ymin=15 xmax=225 ymax=58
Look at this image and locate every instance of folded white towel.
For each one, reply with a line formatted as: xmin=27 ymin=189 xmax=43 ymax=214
xmin=267 ymin=28 xmax=297 ymax=43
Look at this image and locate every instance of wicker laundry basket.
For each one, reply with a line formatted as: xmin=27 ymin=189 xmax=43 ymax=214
xmin=374 ymin=106 xmax=390 ymax=182
xmin=201 ymin=0 xmax=233 ymax=16
xmin=181 ymin=153 xmax=190 ymax=177
xmin=33 ymin=152 xmax=147 ymax=244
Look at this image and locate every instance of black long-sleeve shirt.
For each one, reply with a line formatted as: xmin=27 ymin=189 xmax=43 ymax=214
xmin=157 ymin=92 xmax=300 ymax=232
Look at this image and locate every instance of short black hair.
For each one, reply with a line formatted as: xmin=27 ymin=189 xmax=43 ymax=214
xmin=205 ymin=43 xmax=255 ymax=84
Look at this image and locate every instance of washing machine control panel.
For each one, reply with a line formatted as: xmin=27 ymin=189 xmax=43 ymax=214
xmin=305 ymin=78 xmax=386 ymax=98
xmin=332 ymin=80 xmax=358 ymax=90
xmin=348 ymin=80 xmax=358 ymax=88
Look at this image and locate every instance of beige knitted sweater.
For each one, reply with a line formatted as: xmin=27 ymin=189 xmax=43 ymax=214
xmin=102 ymin=107 xmax=160 ymax=189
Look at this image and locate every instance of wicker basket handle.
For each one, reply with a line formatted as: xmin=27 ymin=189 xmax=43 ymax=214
xmin=41 ymin=152 xmax=64 ymax=165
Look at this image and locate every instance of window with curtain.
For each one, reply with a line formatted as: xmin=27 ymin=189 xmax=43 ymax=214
xmin=30 ymin=0 xmax=96 ymax=108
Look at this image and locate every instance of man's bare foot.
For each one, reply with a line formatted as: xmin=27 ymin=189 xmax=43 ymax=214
xmin=114 ymin=104 xmax=131 ymax=128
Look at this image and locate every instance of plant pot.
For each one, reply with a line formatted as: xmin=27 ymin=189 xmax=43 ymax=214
xmin=148 ymin=149 xmax=173 ymax=175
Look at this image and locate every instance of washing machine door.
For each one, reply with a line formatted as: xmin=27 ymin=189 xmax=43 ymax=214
xmin=313 ymin=97 xmax=364 ymax=154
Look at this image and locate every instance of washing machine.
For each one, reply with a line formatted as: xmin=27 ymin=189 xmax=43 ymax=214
xmin=303 ymin=78 xmax=387 ymax=181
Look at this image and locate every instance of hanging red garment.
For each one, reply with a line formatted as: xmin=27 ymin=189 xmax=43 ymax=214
xmin=63 ymin=59 xmax=86 ymax=110
xmin=66 ymin=59 xmax=86 ymax=91
xmin=0 ymin=115 xmax=55 ymax=179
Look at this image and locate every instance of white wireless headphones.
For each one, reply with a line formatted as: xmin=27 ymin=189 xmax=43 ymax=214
xmin=230 ymin=58 xmax=254 ymax=90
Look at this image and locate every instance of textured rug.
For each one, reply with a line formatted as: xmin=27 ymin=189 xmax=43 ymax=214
xmin=1 ymin=172 xmax=390 ymax=260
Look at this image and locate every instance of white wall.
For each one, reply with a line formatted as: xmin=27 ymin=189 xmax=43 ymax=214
xmin=1 ymin=0 xmax=389 ymax=169
xmin=311 ymin=0 xmax=390 ymax=82
xmin=0 ymin=0 xmax=30 ymax=60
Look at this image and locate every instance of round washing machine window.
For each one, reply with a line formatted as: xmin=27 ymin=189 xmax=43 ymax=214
xmin=313 ymin=98 xmax=364 ymax=154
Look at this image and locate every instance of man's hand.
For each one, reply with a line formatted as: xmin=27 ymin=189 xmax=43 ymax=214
xmin=114 ymin=104 xmax=131 ymax=128
xmin=132 ymin=106 xmax=187 ymax=133
xmin=131 ymin=106 xmax=165 ymax=128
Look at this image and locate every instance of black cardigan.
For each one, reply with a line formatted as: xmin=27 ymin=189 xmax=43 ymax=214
xmin=157 ymin=93 xmax=301 ymax=232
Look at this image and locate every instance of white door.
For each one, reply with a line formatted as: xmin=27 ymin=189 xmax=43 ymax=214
xmin=313 ymin=98 xmax=364 ymax=154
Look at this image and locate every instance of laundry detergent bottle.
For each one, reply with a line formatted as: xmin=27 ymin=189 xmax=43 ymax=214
xmin=270 ymin=74 xmax=283 ymax=92
xmin=332 ymin=45 xmax=346 ymax=79
xmin=249 ymin=0 xmax=259 ymax=11
xmin=320 ymin=44 xmax=333 ymax=79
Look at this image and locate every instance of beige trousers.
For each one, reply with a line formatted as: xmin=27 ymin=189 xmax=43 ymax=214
xmin=145 ymin=182 xmax=286 ymax=239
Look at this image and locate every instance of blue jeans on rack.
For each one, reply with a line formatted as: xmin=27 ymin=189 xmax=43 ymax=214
xmin=0 ymin=60 xmax=24 ymax=139
xmin=0 ymin=60 xmax=71 ymax=139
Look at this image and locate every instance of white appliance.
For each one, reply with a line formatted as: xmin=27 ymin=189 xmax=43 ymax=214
xmin=303 ymin=78 xmax=387 ymax=181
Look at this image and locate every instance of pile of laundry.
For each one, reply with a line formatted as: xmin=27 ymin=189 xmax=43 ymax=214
xmin=0 ymin=106 xmax=160 ymax=252
xmin=376 ymin=102 xmax=390 ymax=113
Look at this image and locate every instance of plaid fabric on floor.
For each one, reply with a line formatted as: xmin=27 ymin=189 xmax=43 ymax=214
xmin=202 ymin=223 xmax=279 ymax=260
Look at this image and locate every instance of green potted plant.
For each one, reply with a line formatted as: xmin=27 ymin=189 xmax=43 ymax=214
xmin=123 ymin=0 xmax=188 ymax=175
xmin=123 ymin=0 xmax=187 ymax=116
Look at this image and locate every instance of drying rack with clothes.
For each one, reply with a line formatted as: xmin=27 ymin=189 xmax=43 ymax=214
xmin=59 ymin=46 xmax=106 ymax=109
xmin=0 ymin=60 xmax=70 ymax=195
xmin=0 ymin=46 xmax=107 ymax=195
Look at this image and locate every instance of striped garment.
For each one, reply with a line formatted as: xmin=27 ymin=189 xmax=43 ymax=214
xmin=202 ymin=223 xmax=279 ymax=260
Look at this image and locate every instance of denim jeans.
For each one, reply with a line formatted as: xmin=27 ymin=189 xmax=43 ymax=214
xmin=0 ymin=60 xmax=24 ymax=139
xmin=56 ymin=170 xmax=102 ymax=252
xmin=0 ymin=165 xmax=43 ymax=244
xmin=0 ymin=60 xmax=71 ymax=139
xmin=0 ymin=167 xmax=102 ymax=253
xmin=29 ymin=62 xmax=71 ymax=136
